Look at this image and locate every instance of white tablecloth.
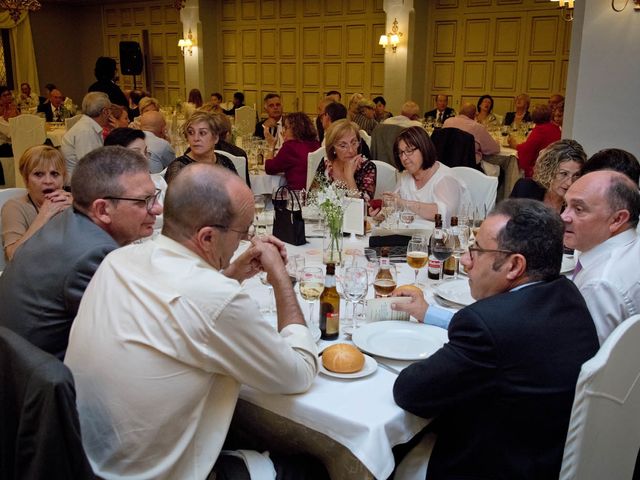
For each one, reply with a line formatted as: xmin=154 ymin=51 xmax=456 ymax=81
xmin=46 ymin=127 xmax=66 ymax=147
xmin=250 ymin=172 xmax=285 ymax=195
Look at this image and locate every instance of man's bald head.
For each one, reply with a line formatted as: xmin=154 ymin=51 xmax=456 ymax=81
xmin=140 ymin=110 xmax=167 ymax=138
xmin=460 ymin=102 xmax=476 ymax=119
xmin=400 ymin=101 xmax=420 ymax=120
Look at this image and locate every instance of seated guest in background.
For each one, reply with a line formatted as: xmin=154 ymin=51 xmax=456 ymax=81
xmin=321 ymin=101 xmax=371 ymax=158
xmin=351 ymin=99 xmax=379 ymax=135
xmin=88 ymin=56 xmax=128 ymax=107
xmin=40 ymin=83 xmax=56 ymax=105
xmin=315 ymin=97 xmax=335 ymax=143
xmin=581 ymin=148 xmax=640 ymax=185
xmin=37 ymin=88 xmax=71 ymax=122
xmin=552 ymin=100 xmax=564 ymax=128
xmin=265 ymin=112 xmax=320 ymax=190
xmin=0 ymin=86 xmax=17 ymax=157
xmin=104 ymin=127 xmax=148 ymax=157
xmin=254 ymin=93 xmax=284 ymax=154
xmin=129 ymin=96 xmax=161 ymax=129
xmin=206 ymin=92 xmax=224 ymax=114
xmin=0 ymin=146 xmax=161 ymax=359
xmin=107 ymin=104 xmax=130 ymax=136
xmin=326 ymin=90 xmax=341 ymax=102
xmin=443 ymin=102 xmax=500 ymax=164
xmin=127 ymin=89 xmax=145 ymax=121
xmin=61 ymin=92 xmax=112 ymax=178
xmin=187 ymin=88 xmax=203 ymax=109
xmin=384 ymin=126 xmax=470 ymax=224
xmin=511 ymin=139 xmax=586 ymax=213
xmin=311 ymin=119 xmax=376 ymax=201
xmin=562 ymin=170 xmax=640 ymax=344
xmin=548 ymin=93 xmax=565 ymax=114
xmin=393 ymin=198 xmax=599 ymax=480
xmin=1 ymin=145 xmax=72 ymax=261
xmin=139 ymin=110 xmax=175 ymax=173
xmin=373 ymin=96 xmax=392 ymax=122
xmin=209 ymin=112 xmax=251 ymax=188
xmin=383 ymin=101 xmax=424 ymax=128
xmin=509 ymin=104 xmax=561 ymax=178
xmin=222 ymin=91 xmax=245 ymax=116
xmin=347 ymin=92 xmax=365 ymax=121
xmin=503 ymin=93 xmax=531 ymax=127
xmin=65 ymin=163 xmax=321 ymax=479
xmin=475 ymin=94 xmax=498 ymax=127
xmin=165 ymin=111 xmax=238 ymax=184
xmin=425 ymin=93 xmax=455 ymax=125
xmin=17 ymin=82 xmax=39 ymax=111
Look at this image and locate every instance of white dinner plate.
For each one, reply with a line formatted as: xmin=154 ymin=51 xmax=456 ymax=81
xmin=352 ymin=321 xmax=448 ymax=361
xmin=561 ymin=255 xmax=576 ymax=274
xmin=319 ymin=353 xmax=378 ymax=379
xmin=435 ymin=279 xmax=475 ymax=307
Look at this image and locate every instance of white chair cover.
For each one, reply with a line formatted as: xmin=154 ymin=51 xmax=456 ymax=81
xmin=0 ymin=187 xmax=27 ymax=270
xmin=8 ymin=114 xmax=46 ymax=166
xmin=306 ymin=146 xmax=325 ymax=191
xmin=235 ymin=106 xmax=257 ymax=137
xmin=560 ymin=314 xmax=640 ymax=480
xmin=64 ymin=114 xmax=83 ymax=131
xmin=449 ymin=166 xmax=498 ymax=213
xmin=215 ymin=150 xmax=246 ymax=184
xmin=372 ymin=160 xmax=398 ymax=199
xmin=360 ymin=129 xmax=372 ymax=149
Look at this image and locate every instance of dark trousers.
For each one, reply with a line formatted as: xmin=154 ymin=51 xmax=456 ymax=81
xmin=208 ymin=452 xmax=330 ymax=480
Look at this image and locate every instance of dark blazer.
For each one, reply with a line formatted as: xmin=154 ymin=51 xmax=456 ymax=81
xmin=504 ymin=111 xmax=532 ymax=126
xmin=36 ymin=102 xmax=54 ymax=122
xmin=254 ymin=118 xmax=279 ymax=139
xmin=425 ymin=107 xmax=455 ymax=123
xmin=430 ymin=127 xmax=479 ymax=170
xmin=394 ymin=277 xmax=599 ymax=480
xmin=0 ymin=208 xmax=118 ymax=360
xmin=88 ymin=80 xmax=128 ymax=107
xmin=510 ymin=178 xmax=546 ymax=201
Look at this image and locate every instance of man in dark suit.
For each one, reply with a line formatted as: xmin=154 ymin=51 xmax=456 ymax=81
xmin=254 ymin=93 xmax=283 ymax=153
xmin=393 ymin=199 xmax=599 ymax=480
xmin=36 ymin=88 xmax=68 ymax=122
xmin=0 ymin=146 xmax=162 ymax=359
xmin=425 ymin=94 xmax=455 ymax=125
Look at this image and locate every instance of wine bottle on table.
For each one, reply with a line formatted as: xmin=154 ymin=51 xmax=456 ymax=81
xmin=428 ymin=214 xmax=444 ymax=280
xmin=319 ymin=263 xmax=340 ymax=340
xmin=444 ymin=216 xmax=459 ymax=276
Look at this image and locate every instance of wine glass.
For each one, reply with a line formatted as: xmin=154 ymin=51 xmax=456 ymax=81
xmin=287 ymin=255 xmax=304 ymax=291
xmin=406 ymin=239 xmax=428 ymax=285
xmin=259 ymin=271 xmax=274 ymax=314
xmin=343 ymin=267 xmax=368 ymax=331
xmin=299 ymin=267 xmax=324 ymax=328
xmin=452 ymin=225 xmax=470 ymax=279
xmin=429 ymin=228 xmax=455 ymax=281
xmin=382 ymin=195 xmax=397 ymax=228
xmin=400 ymin=208 xmax=415 ymax=228
xmin=471 ymin=206 xmax=485 ymax=242
xmin=254 ymin=195 xmax=265 ymax=225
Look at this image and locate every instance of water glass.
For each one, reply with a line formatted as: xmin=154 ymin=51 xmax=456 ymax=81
xmin=343 ymin=267 xmax=368 ymax=330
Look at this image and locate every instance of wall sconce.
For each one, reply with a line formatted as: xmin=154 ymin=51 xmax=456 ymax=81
xmin=378 ymin=18 xmax=403 ymax=53
xmin=178 ymin=29 xmax=194 ymax=56
xmin=550 ymin=0 xmax=574 ymax=21
xmin=611 ymin=0 xmax=640 ymax=11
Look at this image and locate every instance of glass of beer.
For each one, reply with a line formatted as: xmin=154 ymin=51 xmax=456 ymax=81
xmin=299 ymin=267 xmax=325 ymax=327
xmin=407 ymin=239 xmax=428 ymax=285
xmin=373 ymin=262 xmax=397 ymax=297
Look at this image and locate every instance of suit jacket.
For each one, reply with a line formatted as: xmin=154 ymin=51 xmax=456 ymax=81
xmin=430 ymin=127 xmax=479 ymax=170
xmin=394 ymin=277 xmax=599 ymax=480
xmin=370 ymin=123 xmax=404 ymax=167
xmin=37 ymin=102 xmax=54 ymax=122
xmin=0 ymin=208 xmax=118 ymax=360
xmin=425 ymin=107 xmax=455 ymax=123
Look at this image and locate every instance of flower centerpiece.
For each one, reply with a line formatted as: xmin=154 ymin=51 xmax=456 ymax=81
xmin=309 ymin=178 xmax=357 ymax=265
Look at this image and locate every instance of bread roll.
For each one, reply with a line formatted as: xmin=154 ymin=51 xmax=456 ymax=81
xmin=322 ymin=344 xmax=365 ymax=373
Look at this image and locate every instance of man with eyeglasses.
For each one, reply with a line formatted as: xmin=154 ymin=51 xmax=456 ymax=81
xmin=392 ymin=199 xmax=599 ymax=479
xmin=0 ymin=146 xmax=161 ymax=360
xmin=65 ymin=163 xmax=323 ymax=479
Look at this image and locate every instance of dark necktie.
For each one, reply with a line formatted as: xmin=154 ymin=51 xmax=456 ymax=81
xmin=437 ymin=112 xmax=443 ymax=124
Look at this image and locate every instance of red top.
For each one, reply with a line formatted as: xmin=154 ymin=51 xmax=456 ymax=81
xmin=516 ymin=122 xmax=561 ymax=177
xmin=265 ymin=139 xmax=321 ymax=190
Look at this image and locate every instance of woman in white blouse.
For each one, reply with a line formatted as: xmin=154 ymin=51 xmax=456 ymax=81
xmin=384 ymin=126 xmax=470 ymax=225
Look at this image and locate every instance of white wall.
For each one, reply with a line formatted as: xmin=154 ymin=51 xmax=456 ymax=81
xmin=565 ymin=0 xmax=640 ymax=157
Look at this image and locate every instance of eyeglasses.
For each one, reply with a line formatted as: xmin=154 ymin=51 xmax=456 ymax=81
xmin=104 ymin=188 xmax=161 ymax=213
xmin=398 ymin=147 xmax=417 ymax=158
xmin=209 ymin=223 xmax=256 ymax=240
xmin=555 ymin=170 xmax=581 ymax=182
xmin=335 ymin=140 xmax=359 ymax=150
xmin=466 ymin=246 xmax=515 ymax=260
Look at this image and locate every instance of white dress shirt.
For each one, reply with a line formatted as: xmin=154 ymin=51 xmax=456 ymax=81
xmin=143 ymin=131 xmax=175 ymax=173
xmin=65 ymin=235 xmax=318 ymax=480
xmin=60 ymin=114 xmax=103 ymax=178
xmin=573 ymin=228 xmax=640 ymax=344
xmin=394 ymin=162 xmax=471 ymax=226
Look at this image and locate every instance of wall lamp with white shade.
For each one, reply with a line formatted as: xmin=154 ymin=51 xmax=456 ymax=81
xmin=378 ymin=18 xmax=403 ymax=53
xmin=178 ymin=29 xmax=194 ymax=56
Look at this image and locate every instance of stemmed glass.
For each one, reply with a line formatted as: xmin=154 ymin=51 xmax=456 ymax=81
xmin=451 ymin=225 xmax=470 ymax=279
xmin=254 ymin=195 xmax=265 ymax=226
xmin=343 ymin=267 xmax=368 ymax=331
xmin=259 ymin=271 xmax=275 ymax=314
xmin=429 ymin=228 xmax=455 ymax=282
xmin=299 ymin=267 xmax=324 ymax=328
xmin=407 ymin=239 xmax=428 ymax=285
xmin=471 ymin=205 xmax=485 ymax=242
xmin=400 ymin=208 xmax=415 ymax=228
xmin=382 ymin=195 xmax=397 ymax=229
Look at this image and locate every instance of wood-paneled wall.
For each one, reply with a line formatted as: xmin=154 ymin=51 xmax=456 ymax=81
xmin=424 ymin=0 xmax=571 ymax=116
xmin=219 ymin=0 xmax=385 ymax=116
xmin=102 ymin=2 xmax=185 ymax=105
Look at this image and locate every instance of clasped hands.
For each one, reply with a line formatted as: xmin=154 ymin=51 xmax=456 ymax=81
xmin=224 ymin=234 xmax=288 ymax=284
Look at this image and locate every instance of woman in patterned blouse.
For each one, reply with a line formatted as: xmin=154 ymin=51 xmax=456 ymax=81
xmin=311 ymin=119 xmax=376 ymax=202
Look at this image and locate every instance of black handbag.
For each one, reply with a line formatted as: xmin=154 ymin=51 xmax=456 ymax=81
xmin=272 ymin=186 xmax=306 ymax=246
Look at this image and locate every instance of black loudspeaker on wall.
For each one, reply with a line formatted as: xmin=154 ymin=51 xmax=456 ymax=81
xmin=119 ymin=41 xmax=143 ymax=76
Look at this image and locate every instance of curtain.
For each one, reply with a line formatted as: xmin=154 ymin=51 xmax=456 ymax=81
xmin=0 ymin=11 xmax=39 ymax=95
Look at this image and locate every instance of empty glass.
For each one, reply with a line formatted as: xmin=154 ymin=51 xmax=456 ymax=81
xmin=343 ymin=267 xmax=368 ymax=331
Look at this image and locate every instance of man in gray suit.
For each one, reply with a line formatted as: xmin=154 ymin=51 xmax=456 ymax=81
xmin=0 ymin=146 xmax=162 ymax=359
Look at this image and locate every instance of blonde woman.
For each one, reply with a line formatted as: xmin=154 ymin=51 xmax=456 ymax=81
xmin=2 ymin=145 xmax=72 ymax=260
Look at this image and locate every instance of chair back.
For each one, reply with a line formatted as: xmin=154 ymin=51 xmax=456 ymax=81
xmin=306 ymin=146 xmax=325 ymax=191
xmin=449 ymin=167 xmax=498 ymax=213
xmin=431 ymin=127 xmax=478 ymax=170
xmin=0 ymin=187 xmax=27 ymax=270
xmin=234 ymin=106 xmax=257 ymax=137
xmin=215 ymin=150 xmax=247 ymax=184
xmin=560 ymin=314 xmax=640 ymax=480
xmin=0 ymin=326 xmax=95 ymax=479
xmin=372 ymin=160 xmax=398 ymax=199
xmin=370 ymin=124 xmax=403 ymax=167
xmin=8 ymin=115 xmax=46 ymax=184
xmin=65 ymin=114 xmax=83 ymax=130
xmin=360 ymin=129 xmax=372 ymax=149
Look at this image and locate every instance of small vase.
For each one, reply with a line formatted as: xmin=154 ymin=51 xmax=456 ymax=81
xmin=323 ymin=212 xmax=344 ymax=265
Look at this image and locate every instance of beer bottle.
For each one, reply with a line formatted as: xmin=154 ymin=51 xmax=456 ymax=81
xmin=319 ymin=263 xmax=340 ymax=340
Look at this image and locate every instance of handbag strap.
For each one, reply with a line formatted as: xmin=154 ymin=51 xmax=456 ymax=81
xmin=274 ymin=185 xmax=303 ymax=211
